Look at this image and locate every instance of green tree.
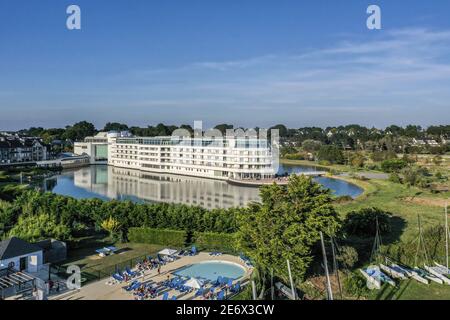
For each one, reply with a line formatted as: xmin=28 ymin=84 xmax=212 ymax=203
xmin=9 ymin=213 xmax=71 ymax=242
xmin=343 ymin=207 xmax=392 ymax=237
xmin=380 ymin=159 xmax=408 ymax=173
xmin=301 ymin=139 xmax=322 ymax=152
xmin=103 ymin=122 xmax=129 ymax=132
xmin=317 ymin=145 xmax=345 ymax=164
xmin=236 ymin=175 xmax=341 ymax=285
xmin=62 ymin=121 xmax=96 ymax=142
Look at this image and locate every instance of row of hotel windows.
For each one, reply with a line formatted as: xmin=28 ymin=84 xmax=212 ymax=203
xmin=111 ymin=154 xmax=270 ymax=163
xmin=114 ymin=146 xmax=269 ymax=156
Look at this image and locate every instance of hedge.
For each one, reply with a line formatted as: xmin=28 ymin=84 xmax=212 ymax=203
xmin=193 ymin=231 xmax=237 ymax=253
xmin=128 ymin=227 xmax=187 ymax=247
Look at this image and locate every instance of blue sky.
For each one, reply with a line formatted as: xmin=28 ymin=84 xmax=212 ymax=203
xmin=1 ymin=0 xmax=450 ymax=130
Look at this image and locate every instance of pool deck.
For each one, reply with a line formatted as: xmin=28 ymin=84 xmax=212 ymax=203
xmin=56 ymin=252 xmax=251 ymax=300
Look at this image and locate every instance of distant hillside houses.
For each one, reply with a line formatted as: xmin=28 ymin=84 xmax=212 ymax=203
xmin=411 ymin=138 xmax=440 ymax=147
xmin=0 ymin=133 xmax=49 ymax=164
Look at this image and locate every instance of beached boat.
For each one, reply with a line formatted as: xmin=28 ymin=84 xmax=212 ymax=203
xmin=424 ymin=265 xmax=450 ymax=285
xmin=434 ymin=262 xmax=450 ymax=276
xmin=380 ymin=264 xmax=407 ymax=280
xmin=359 ymin=268 xmax=381 ymax=290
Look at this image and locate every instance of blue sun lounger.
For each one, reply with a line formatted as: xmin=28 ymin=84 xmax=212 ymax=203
xmin=112 ymin=273 xmax=124 ymax=282
xmin=226 ymin=279 xmax=233 ymax=287
xmin=162 ymin=292 xmax=169 ymax=300
xmin=195 ymin=288 xmax=204 ymax=297
xmin=171 ymin=295 xmax=177 ymax=300
xmin=231 ymin=283 xmax=241 ymax=293
xmin=125 ymin=281 xmax=141 ymax=291
xmin=125 ymin=266 xmax=137 ymax=277
xmin=213 ymin=276 xmax=223 ymax=286
xmin=220 ymin=277 xmax=228 ymax=286
xmin=189 ymin=246 xmax=197 ymax=256
xmin=217 ymin=290 xmax=225 ymax=300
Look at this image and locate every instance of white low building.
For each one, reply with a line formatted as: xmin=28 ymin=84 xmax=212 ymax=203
xmin=74 ymin=132 xmax=109 ymax=164
xmin=0 ymin=237 xmax=43 ymax=273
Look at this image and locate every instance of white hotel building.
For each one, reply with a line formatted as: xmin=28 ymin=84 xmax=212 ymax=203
xmin=107 ymin=134 xmax=276 ymax=181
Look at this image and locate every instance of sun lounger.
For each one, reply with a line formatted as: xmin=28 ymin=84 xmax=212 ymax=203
xmin=220 ymin=277 xmax=228 ymax=286
xmin=112 ymin=273 xmax=124 ymax=282
xmin=195 ymin=288 xmax=204 ymax=297
xmin=213 ymin=276 xmax=223 ymax=286
xmin=231 ymin=283 xmax=241 ymax=293
xmin=217 ymin=290 xmax=225 ymax=300
xmin=162 ymin=292 xmax=169 ymax=300
xmin=125 ymin=266 xmax=137 ymax=277
xmin=190 ymin=246 xmax=197 ymax=256
xmin=125 ymin=281 xmax=141 ymax=292
xmin=171 ymin=295 xmax=177 ymax=300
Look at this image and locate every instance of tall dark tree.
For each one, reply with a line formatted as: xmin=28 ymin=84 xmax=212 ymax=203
xmin=236 ymin=175 xmax=341 ymax=284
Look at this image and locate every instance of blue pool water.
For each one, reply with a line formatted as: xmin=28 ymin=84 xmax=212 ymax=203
xmin=174 ymin=261 xmax=245 ymax=281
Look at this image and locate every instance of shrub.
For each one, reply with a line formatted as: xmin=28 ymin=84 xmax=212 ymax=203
xmin=337 ymin=246 xmax=359 ymax=269
xmin=349 ymin=153 xmax=365 ymax=168
xmin=401 ymin=166 xmax=430 ymax=188
xmin=193 ymin=231 xmax=237 ymax=252
xmin=128 ymin=227 xmax=187 ymax=247
xmin=389 ymin=173 xmax=402 ymax=184
xmin=380 ymin=159 xmax=408 ymax=173
xmin=343 ymin=207 xmax=392 ymax=237
xmin=343 ymin=271 xmax=369 ymax=299
xmin=334 ymin=195 xmax=354 ymax=204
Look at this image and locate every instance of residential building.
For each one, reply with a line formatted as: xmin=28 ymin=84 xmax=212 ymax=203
xmin=0 ymin=237 xmax=43 ymax=273
xmin=0 ymin=134 xmax=49 ymax=164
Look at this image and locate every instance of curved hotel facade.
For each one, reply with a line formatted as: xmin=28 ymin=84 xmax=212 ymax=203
xmin=107 ymin=134 xmax=276 ymax=181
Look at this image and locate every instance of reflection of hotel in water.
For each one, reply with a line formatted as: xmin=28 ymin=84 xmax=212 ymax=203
xmin=73 ymin=165 xmax=260 ymax=209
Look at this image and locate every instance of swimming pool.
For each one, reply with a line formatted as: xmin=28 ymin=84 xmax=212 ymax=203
xmin=174 ymin=261 xmax=246 ymax=281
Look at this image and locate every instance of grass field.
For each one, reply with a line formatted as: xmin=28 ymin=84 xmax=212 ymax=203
xmin=369 ymin=281 xmax=450 ymax=300
xmin=281 ymin=158 xmax=450 ymax=300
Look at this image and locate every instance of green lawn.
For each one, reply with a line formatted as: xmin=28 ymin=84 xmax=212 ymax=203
xmin=370 ymin=280 xmax=450 ymax=300
xmin=59 ymin=236 xmax=165 ymax=282
xmin=336 ymin=178 xmax=447 ymax=242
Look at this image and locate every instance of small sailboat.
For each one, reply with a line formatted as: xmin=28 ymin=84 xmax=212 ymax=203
xmin=425 ymin=203 xmax=450 ymax=285
xmin=424 ymin=265 xmax=450 ymax=285
xmin=361 ymin=218 xmax=396 ymax=289
xmin=414 ymin=266 xmax=443 ymax=284
xmin=380 ymin=263 xmax=407 ymax=280
xmin=434 ymin=262 xmax=450 ymax=276
xmin=360 ymin=266 xmax=381 ymax=290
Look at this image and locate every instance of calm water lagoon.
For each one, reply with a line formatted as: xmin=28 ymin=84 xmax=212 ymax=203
xmin=44 ymin=164 xmax=363 ymax=209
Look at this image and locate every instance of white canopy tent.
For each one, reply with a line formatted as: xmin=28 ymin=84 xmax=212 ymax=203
xmin=184 ymin=278 xmax=204 ymax=289
xmin=158 ymin=248 xmax=177 ymax=256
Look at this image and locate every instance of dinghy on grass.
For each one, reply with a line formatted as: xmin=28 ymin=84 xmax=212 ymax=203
xmin=360 ymin=266 xmax=395 ymax=289
xmin=425 ymin=265 xmax=450 ymax=285
xmin=380 ymin=264 xmax=407 ymax=280
xmin=360 ymin=268 xmax=380 ymax=290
